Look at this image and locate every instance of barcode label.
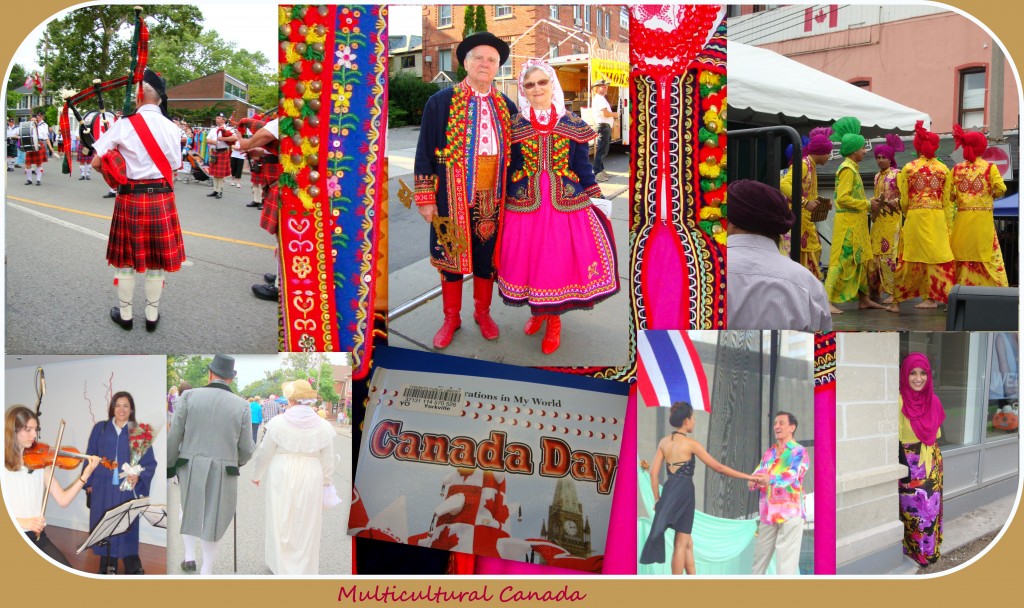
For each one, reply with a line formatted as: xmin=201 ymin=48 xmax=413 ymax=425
xmin=395 ymin=385 xmax=464 ymax=416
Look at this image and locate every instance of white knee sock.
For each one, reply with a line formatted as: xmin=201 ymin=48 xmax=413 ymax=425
xmin=200 ymin=540 xmax=220 ymax=575
xmin=213 ymin=177 xmax=224 ymax=193
xmin=114 ymin=268 xmax=135 ymax=320
xmin=144 ymin=270 xmax=164 ymax=322
xmin=252 ymin=184 xmax=262 ymax=201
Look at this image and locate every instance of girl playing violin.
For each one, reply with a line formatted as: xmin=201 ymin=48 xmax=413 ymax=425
xmin=3 ymin=406 xmax=101 ymax=566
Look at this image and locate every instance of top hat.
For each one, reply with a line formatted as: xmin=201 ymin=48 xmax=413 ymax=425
xmin=208 ymin=355 xmax=237 ymax=380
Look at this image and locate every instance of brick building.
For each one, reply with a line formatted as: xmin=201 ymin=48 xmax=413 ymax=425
xmin=389 ymin=34 xmax=424 ymax=78
xmin=166 ymin=71 xmax=262 ymax=125
xmin=421 ymin=5 xmax=629 ymax=102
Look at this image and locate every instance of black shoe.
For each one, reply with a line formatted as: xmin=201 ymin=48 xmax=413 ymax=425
xmin=103 ymin=191 xmax=116 ymax=199
xmin=215 ymin=192 xmax=223 ymax=199
xmin=180 ymin=560 xmax=197 ymax=573
xmin=145 ymin=314 xmax=159 ymax=332
xmin=35 ymin=181 xmax=41 ymax=186
xmin=246 ymin=200 xmax=260 ymax=207
xmin=110 ymin=307 xmax=133 ymax=330
xmin=207 ymin=191 xmax=219 ymax=197
xmin=79 ymin=176 xmax=86 ymax=180
xmin=263 ymin=273 xmax=277 ymax=285
xmin=85 ymin=175 xmax=91 ymax=180
xmin=122 ymin=555 xmax=144 ymax=574
xmin=25 ymin=179 xmax=31 ymax=185
xmin=252 ymin=283 xmax=279 ymax=301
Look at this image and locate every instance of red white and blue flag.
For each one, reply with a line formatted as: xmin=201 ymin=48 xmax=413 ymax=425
xmin=637 ymin=330 xmax=711 ymax=412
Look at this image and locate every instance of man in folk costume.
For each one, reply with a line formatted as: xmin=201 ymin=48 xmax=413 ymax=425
xmin=91 ymin=69 xmax=184 ymax=332
xmin=414 ymin=32 xmax=517 ymax=349
xmin=949 ymin=124 xmax=1009 ymax=287
xmin=6 ymin=116 xmax=18 ymax=171
xmin=237 ymin=118 xmax=282 ymax=301
xmin=76 ymin=128 xmax=96 ymax=181
xmin=167 ymin=355 xmax=255 ymax=575
xmin=206 ymin=113 xmax=237 ymax=199
xmin=823 ymin=116 xmax=884 ymax=314
xmin=886 ymin=121 xmax=955 ymax=313
xmin=778 ymin=127 xmax=832 ymax=280
xmin=24 ymin=111 xmax=55 ymax=186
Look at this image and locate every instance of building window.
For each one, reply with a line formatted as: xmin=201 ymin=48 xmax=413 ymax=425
xmin=986 ymin=332 xmax=1019 ymax=440
xmin=573 ymin=5 xmax=580 ymax=26
xmin=850 ymin=79 xmax=871 ymax=90
xmin=439 ymin=5 xmax=452 ymax=28
xmin=605 ymin=11 xmax=612 ymax=37
xmin=224 ymin=81 xmax=246 ymax=101
xmin=620 ymin=7 xmax=629 ymax=28
xmin=495 ymin=5 xmax=512 ymax=19
xmin=438 ymin=49 xmax=452 ymax=72
xmin=498 ymin=62 xmax=513 ymax=80
xmin=584 ymin=5 xmax=592 ymax=31
xmin=549 ymin=43 xmax=559 ymax=59
xmin=596 ymin=9 xmax=603 ymax=35
xmin=401 ymin=55 xmax=416 ymax=69
xmin=550 ymin=6 xmax=559 ymax=21
xmin=959 ymin=68 xmax=986 ymax=129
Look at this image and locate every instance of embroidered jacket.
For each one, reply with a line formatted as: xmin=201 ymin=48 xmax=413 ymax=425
xmin=950 ymin=158 xmax=1006 ymax=262
xmin=505 ymin=112 xmax=603 ymax=214
xmin=413 ymin=81 xmax=516 ymax=274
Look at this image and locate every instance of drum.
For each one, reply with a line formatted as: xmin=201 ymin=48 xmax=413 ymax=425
xmin=79 ymin=110 xmax=116 ymax=153
xmin=19 ymin=122 xmax=38 ymax=151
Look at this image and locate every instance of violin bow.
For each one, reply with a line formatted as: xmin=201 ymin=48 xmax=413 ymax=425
xmin=38 ymin=419 xmax=68 ymax=540
xmin=34 ymin=367 xmax=45 ymax=421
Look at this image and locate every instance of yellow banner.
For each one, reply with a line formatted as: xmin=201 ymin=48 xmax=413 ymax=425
xmin=592 ymin=58 xmax=629 ymax=87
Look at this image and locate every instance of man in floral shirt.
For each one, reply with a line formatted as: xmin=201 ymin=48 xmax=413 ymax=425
xmin=749 ymin=411 xmax=809 ymax=575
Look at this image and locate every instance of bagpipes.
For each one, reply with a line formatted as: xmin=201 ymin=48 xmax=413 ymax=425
xmin=59 ymin=6 xmax=149 ymax=176
xmin=234 ymin=109 xmax=279 ymax=174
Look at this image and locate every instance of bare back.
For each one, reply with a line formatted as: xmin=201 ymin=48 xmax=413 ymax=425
xmin=659 ymin=432 xmax=696 ymax=473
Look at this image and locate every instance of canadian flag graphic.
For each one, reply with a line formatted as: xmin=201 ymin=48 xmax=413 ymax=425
xmin=804 ymin=5 xmax=839 ymax=32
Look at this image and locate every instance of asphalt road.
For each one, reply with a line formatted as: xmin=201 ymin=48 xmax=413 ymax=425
xmin=4 ymin=161 xmax=279 ymax=354
xmin=166 ymin=425 xmax=353 ymax=576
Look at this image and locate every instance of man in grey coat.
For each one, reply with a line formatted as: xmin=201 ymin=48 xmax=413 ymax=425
xmin=168 ymin=355 xmax=255 ymax=575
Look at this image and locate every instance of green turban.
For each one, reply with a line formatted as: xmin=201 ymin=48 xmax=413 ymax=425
xmin=831 ymin=116 xmax=865 ymax=157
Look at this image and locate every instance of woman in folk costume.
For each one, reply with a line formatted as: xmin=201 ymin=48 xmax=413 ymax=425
xmin=497 ymin=60 xmax=620 ymax=354
xmin=823 ymin=116 xmax=884 ymax=314
xmin=886 ymin=121 xmax=955 ymax=313
xmin=869 ymin=134 xmax=905 ymax=303
xmin=250 ymin=380 xmax=339 ymax=575
xmin=778 ymin=127 xmax=832 ymax=280
xmin=898 ymin=353 xmax=945 ymax=566
xmin=949 ymin=124 xmax=1009 ymax=287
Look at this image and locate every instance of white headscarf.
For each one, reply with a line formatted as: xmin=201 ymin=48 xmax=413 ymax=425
xmin=517 ymin=59 xmax=566 ymax=120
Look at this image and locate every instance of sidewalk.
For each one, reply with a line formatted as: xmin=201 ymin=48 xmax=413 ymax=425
xmin=386 ymin=126 xmax=631 ymax=368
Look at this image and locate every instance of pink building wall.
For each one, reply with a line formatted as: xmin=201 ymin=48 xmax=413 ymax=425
xmin=760 ymin=12 xmax=1020 ymax=134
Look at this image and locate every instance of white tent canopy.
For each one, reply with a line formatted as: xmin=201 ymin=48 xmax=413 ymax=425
xmin=729 ymin=41 xmax=930 ymax=134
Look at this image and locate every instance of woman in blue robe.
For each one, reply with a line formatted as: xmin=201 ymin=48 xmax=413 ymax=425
xmin=85 ymin=391 xmax=157 ymax=574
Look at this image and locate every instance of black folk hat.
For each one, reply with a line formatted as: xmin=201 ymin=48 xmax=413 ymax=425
xmin=208 ymin=354 xmax=238 ymax=380
xmin=456 ymin=32 xmax=510 ymax=66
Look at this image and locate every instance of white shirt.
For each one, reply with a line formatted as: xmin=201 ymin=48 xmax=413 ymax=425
xmin=727 ymin=233 xmax=833 ymax=332
xmin=208 ymin=123 xmax=236 ymax=150
xmin=1 ymin=466 xmax=46 ymax=525
xmin=35 ymin=121 xmax=49 ymax=143
xmin=91 ymin=104 xmax=184 ymax=179
xmin=474 ymin=89 xmax=498 ymax=156
xmin=7 ymin=124 xmax=18 ymax=139
xmin=264 ymin=118 xmax=279 ymax=139
xmin=592 ymin=93 xmax=614 ymax=126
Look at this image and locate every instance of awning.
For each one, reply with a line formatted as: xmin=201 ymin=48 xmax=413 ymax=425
xmin=729 ymin=41 xmax=930 ymax=136
xmin=995 ymin=192 xmax=1018 ymax=218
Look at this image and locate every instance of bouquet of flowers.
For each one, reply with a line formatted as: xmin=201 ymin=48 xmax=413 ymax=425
xmin=120 ymin=422 xmax=156 ymax=493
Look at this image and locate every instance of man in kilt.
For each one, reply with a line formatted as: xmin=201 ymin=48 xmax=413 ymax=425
xmin=76 ymin=132 xmax=95 ymax=180
xmin=238 ymin=118 xmax=281 ymax=301
xmin=206 ymin=113 xmax=237 ymax=199
xmin=24 ymin=111 xmax=54 ymax=186
xmin=91 ymin=69 xmax=184 ymax=332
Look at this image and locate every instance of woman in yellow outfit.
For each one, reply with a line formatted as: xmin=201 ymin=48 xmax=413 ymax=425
xmin=887 ymin=121 xmax=955 ymax=313
xmin=824 ymin=116 xmax=883 ymax=314
xmin=779 ymin=127 xmax=832 ymax=280
xmin=950 ymin=124 xmax=1009 ymax=287
xmin=869 ymin=134 xmax=904 ymax=303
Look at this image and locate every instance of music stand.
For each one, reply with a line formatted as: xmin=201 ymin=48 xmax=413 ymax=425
xmin=140 ymin=503 xmax=168 ymax=529
xmin=76 ymin=497 xmax=155 ymax=574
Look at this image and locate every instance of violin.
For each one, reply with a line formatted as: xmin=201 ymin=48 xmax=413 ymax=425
xmin=23 ymin=442 xmax=117 ymax=471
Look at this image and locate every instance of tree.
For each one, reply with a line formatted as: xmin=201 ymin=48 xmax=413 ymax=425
xmin=167 ymin=355 xmax=215 ymax=390
xmin=474 ymin=5 xmax=488 ymax=33
xmin=463 ymin=6 xmax=476 ymax=36
xmin=40 ymin=6 xmax=203 ymax=94
xmin=7 ymin=64 xmax=26 ymax=119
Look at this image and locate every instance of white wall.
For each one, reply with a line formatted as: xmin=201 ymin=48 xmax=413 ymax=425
xmin=4 ymin=356 xmax=167 ymax=547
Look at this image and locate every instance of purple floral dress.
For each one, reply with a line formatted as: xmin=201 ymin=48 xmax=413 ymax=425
xmin=898 ymin=413 xmax=943 ymax=565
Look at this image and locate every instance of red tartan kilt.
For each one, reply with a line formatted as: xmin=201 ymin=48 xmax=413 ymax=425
xmin=24 ymin=148 xmax=47 ymax=165
xmin=106 ymin=182 xmax=186 ymax=272
xmin=208 ymin=149 xmax=231 ymax=177
xmin=259 ymin=184 xmax=279 ymax=235
xmin=250 ymin=159 xmax=280 ymax=187
xmin=76 ymin=142 xmax=94 ymax=164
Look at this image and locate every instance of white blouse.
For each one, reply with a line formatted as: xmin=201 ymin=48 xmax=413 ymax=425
xmin=1 ymin=465 xmax=45 ymax=527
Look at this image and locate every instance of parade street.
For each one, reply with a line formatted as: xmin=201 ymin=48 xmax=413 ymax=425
xmin=166 ymin=423 xmax=353 ymax=576
xmin=4 ymin=164 xmax=279 ymax=354
xmin=385 ymin=125 xmax=632 ymax=368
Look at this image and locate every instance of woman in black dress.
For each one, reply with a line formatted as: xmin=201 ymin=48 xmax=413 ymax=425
xmin=640 ymin=402 xmax=764 ymax=574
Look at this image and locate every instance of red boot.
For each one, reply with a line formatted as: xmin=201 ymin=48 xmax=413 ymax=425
xmin=473 ymin=277 xmax=500 ymax=341
xmin=433 ymin=280 xmax=463 ymax=349
xmin=524 ymin=315 xmax=545 ymax=335
xmin=541 ymin=315 xmax=561 ymax=354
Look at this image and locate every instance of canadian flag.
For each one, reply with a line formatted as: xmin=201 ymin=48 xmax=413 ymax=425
xmin=804 ymin=5 xmax=839 ymax=32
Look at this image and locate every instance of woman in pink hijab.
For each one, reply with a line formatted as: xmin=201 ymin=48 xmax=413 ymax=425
xmin=897 ymin=352 xmax=946 ymax=566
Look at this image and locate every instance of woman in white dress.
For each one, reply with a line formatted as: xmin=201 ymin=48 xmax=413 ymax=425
xmin=250 ymin=379 xmax=338 ymax=574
